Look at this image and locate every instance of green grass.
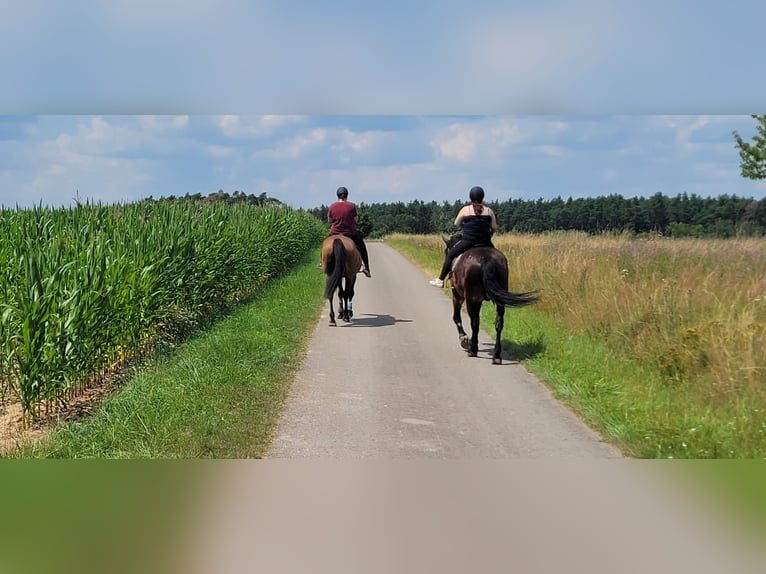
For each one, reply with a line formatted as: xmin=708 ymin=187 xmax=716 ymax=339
xmin=9 ymin=249 xmax=325 ymax=459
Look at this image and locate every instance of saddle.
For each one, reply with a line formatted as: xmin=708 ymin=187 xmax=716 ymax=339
xmin=448 ymin=240 xmax=496 ymax=286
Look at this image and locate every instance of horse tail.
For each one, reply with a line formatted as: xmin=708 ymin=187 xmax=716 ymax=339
xmin=324 ymin=237 xmax=346 ymax=299
xmin=481 ymin=256 xmax=540 ymax=308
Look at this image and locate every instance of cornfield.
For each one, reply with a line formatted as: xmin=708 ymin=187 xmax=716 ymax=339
xmin=0 ymin=200 xmax=326 ymax=423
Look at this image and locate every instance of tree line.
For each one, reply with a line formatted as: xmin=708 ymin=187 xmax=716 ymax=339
xmin=308 ymin=192 xmax=766 ymax=238
xmin=145 ymin=189 xmax=284 ymax=206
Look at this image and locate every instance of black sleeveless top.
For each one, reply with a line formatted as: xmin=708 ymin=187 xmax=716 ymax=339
xmin=461 ymin=215 xmax=494 ymax=243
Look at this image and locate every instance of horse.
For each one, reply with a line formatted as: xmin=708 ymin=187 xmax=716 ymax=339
xmin=441 ymin=234 xmax=540 ymax=364
xmin=321 ymin=234 xmax=363 ymax=326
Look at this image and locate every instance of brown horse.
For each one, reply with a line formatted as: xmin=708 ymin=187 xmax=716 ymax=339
xmin=442 ymin=234 xmax=540 ymax=364
xmin=321 ymin=235 xmax=363 ymax=326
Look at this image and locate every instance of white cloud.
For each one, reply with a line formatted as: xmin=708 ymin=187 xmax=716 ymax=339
xmin=247 ymin=160 xmax=483 ymax=209
xmin=431 ymin=119 xmax=524 ymax=164
xmin=649 ymin=115 xmax=741 ymax=147
xmin=253 ymin=126 xmax=397 ymax=163
xmin=433 ymin=124 xmax=480 ymax=162
xmin=335 ymin=129 xmax=390 ymax=153
xmin=8 ymin=117 xmax=162 ymax=207
xmin=255 ymin=128 xmax=328 ymax=159
xmin=219 ymin=115 xmax=241 ymax=137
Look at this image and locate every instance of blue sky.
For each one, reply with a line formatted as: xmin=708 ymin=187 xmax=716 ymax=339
xmin=2 ymin=1 xmax=765 ymax=209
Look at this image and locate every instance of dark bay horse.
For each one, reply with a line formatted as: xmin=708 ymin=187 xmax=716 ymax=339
xmin=321 ymin=235 xmax=363 ymax=326
xmin=442 ymin=234 xmax=540 ymax=364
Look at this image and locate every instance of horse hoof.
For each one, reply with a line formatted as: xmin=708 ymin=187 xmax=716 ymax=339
xmin=467 ymin=350 xmax=477 ymax=357
xmin=329 ymin=322 xmax=337 ymax=327
xmin=492 ymin=357 xmax=502 ymax=365
xmin=460 ymin=337 xmax=471 ymax=350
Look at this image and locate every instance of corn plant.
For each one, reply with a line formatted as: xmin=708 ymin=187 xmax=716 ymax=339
xmin=0 ymin=200 xmax=325 ymax=423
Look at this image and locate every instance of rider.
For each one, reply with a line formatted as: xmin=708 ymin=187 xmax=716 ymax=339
xmin=327 ymin=186 xmax=371 ymax=277
xmin=429 ymin=186 xmax=498 ymax=287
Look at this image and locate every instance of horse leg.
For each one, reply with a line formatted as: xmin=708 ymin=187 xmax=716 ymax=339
xmin=337 ymin=282 xmax=346 ymax=322
xmin=453 ymin=292 xmax=470 ymax=350
xmin=493 ymin=303 xmax=505 ymax=364
xmin=467 ymin=300 xmax=482 ymax=357
xmin=328 ymin=290 xmax=337 ymax=327
xmin=344 ymin=277 xmax=356 ymax=322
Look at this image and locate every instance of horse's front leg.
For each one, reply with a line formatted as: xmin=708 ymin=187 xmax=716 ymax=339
xmin=452 ymin=291 xmax=470 ymax=350
xmin=467 ymin=300 xmax=482 ymax=357
xmin=493 ymin=304 xmax=505 ymax=364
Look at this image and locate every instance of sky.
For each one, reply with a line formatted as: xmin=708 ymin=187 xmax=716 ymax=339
xmin=2 ymin=1 xmax=765 ymax=210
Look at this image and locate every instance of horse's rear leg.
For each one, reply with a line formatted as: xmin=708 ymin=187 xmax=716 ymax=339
xmin=467 ymin=300 xmax=482 ymax=357
xmin=493 ymin=304 xmax=505 ymax=364
xmin=452 ymin=293 xmax=469 ymax=349
xmin=328 ymin=292 xmax=337 ymax=326
xmin=344 ymin=279 xmax=356 ymax=322
xmin=338 ymin=283 xmax=349 ymax=322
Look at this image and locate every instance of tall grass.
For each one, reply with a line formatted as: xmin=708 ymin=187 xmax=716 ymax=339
xmin=390 ymin=232 xmax=766 ymax=457
xmin=0 ymin=201 xmax=325 ymax=423
xmin=495 ymin=232 xmax=766 ymax=398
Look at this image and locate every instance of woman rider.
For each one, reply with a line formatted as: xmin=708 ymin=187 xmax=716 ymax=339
xmin=429 ymin=186 xmax=498 ymax=287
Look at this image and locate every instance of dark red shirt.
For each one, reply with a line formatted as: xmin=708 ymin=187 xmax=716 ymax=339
xmin=328 ymin=200 xmax=358 ymax=235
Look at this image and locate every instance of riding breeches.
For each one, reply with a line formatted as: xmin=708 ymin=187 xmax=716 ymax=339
xmin=439 ymin=239 xmax=493 ymax=280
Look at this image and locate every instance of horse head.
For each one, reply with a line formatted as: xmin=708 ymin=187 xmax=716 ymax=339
xmin=441 ymin=232 xmax=462 ymax=252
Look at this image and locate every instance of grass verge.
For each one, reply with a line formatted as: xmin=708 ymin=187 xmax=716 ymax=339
xmin=9 ymin=249 xmax=325 ymax=459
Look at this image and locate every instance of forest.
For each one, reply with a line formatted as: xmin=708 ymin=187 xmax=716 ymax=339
xmin=308 ymin=192 xmax=766 ymax=239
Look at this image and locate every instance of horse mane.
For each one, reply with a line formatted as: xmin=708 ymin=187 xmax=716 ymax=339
xmin=472 ymin=202 xmax=484 ymax=215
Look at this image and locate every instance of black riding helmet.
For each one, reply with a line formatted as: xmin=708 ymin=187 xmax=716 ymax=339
xmin=469 ymin=186 xmax=485 ymax=202
xmin=337 ymin=186 xmax=349 ymax=197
